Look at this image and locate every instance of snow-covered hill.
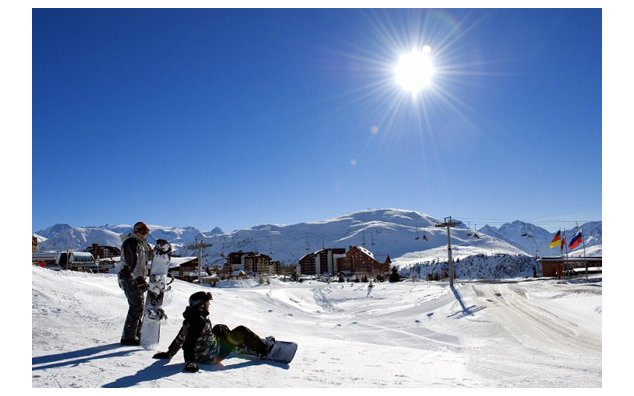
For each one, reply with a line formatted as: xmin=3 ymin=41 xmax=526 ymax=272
xmin=34 ymin=224 xmax=124 ymax=252
xmin=31 ymin=267 xmax=602 ymax=387
xmin=479 ymin=221 xmax=602 ymax=257
xmin=479 ymin=221 xmax=553 ymax=256
xmin=34 ymin=209 xmax=602 ymax=269
xmin=401 ymin=253 xmax=539 ymax=280
xmin=169 ymin=209 xmax=527 ymax=266
xmin=35 ymin=223 xmax=219 ymax=252
xmin=565 ymin=221 xmax=602 ymax=255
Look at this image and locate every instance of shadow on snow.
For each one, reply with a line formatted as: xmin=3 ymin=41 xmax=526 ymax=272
xmin=102 ymin=356 xmax=289 ymax=388
xmin=102 ymin=359 xmax=184 ymax=387
xmin=32 ymin=343 xmax=290 ymax=387
xmin=447 ymin=285 xmax=486 ymax=319
xmin=32 ymin=343 xmax=134 ymax=370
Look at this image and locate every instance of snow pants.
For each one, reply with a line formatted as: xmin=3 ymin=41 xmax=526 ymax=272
xmin=118 ymin=269 xmax=144 ymax=340
xmin=212 ymin=324 xmax=268 ymax=358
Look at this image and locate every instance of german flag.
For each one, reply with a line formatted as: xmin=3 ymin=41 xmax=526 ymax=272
xmin=549 ymin=230 xmax=562 ymax=249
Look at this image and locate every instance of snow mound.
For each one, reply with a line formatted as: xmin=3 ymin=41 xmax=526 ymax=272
xmin=32 ymin=266 xmax=601 ymax=387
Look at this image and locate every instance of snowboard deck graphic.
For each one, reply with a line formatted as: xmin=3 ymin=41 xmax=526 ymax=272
xmin=140 ymin=241 xmax=173 ymax=349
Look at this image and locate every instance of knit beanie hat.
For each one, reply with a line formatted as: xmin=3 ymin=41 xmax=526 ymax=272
xmin=189 ymin=291 xmax=212 ymax=308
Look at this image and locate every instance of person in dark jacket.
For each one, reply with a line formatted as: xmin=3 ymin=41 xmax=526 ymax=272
xmin=152 ymin=291 xmax=275 ymax=372
xmin=118 ymin=221 xmax=153 ymax=346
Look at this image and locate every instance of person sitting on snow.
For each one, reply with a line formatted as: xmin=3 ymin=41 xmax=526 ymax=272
xmin=152 ymin=291 xmax=275 ymax=373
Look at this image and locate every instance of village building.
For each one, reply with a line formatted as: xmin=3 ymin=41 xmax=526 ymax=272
xmin=169 ymin=256 xmax=199 ymax=282
xmin=83 ymin=244 xmax=121 ymax=259
xmin=537 ymin=256 xmax=602 ymax=278
xmin=270 ymin=260 xmax=283 ymax=275
xmin=224 ymin=251 xmax=250 ymax=274
xmin=201 ymin=273 xmax=221 ymax=287
xmin=244 ymin=252 xmax=272 ymax=273
xmin=299 ymin=246 xmax=390 ymax=276
xmin=231 ymin=270 xmax=248 ymax=280
xmin=336 ymin=246 xmax=390 ymax=276
xmin=298 ymin=252 xmax=316 ymax=275
xmin=224 ymin=251 xmax=274 ymax=276
xmin=299 ymin=248 xmax=346 ymax=275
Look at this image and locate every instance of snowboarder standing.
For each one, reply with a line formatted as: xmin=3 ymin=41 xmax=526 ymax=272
xmin=118 ymin=221 xmax=153 ymax=346
xmin=152 ymin=291 xmax=275 ymax=373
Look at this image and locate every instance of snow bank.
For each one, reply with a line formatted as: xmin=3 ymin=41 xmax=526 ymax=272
xmin=32 ymin=267 xmax=601 ymax=387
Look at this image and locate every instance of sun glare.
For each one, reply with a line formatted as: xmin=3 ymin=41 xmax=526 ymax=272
xmin=394 ymin=47 xmax=435 ymax=94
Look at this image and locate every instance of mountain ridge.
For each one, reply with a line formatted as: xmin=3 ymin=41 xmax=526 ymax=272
xmin=34 ymin=209 xmax=602 ymax=266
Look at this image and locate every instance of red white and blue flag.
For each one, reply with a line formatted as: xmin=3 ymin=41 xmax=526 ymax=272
xmin=568 ymin=230 xmax=583 ymax=250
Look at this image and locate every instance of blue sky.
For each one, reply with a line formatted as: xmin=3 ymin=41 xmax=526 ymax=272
xmin=32 ymin=8 xmax=601 ymax=233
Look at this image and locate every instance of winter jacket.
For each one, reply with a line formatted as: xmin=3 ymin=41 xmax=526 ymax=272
xmin=120 ymin=233 xmax=152 ymax=280
xmin=166 ymin=306 xmax=221 ymax=363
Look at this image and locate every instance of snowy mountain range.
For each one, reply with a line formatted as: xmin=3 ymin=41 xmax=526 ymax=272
xmin=479 ymin=220 xmax=602 ymax=258
xmin=34 ymin=209 xmax=602 ymax=267
xmin=34 ymin=224 xmax=223 ymax=252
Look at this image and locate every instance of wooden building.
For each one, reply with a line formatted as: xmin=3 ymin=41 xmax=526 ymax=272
xmin=334 ymin=246 xmax=390 ymax=276
xmin=244 ymin=252 xmax=272 ymax=273
xmin=224 ymin=251 xmax=273 ymax=274
xmin=299 ymin=252 xmax=317 ymax=275
xmin=169 ymin=257 xmax=199 ymax=281
xmin=270 ymin=260 xmax=283 ymax=275
xmin=538 ymin=256 xmax=602 ymax=277
xmin=83 ymin=244 xmax=121 ymax=259
xmin=299 ymin=246 xmax=391 ymax=275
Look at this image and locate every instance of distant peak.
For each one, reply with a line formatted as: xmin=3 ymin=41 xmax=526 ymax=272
xmin=37 ymin=224 xmax=73 ymax=235
xmin=209 ymin=227 xmax=225 ymax=235
xmin=342 ymin=208 xmax=434 ymax=221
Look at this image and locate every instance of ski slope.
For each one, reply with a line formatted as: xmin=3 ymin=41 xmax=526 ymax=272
xmin=31 ymin=267 xmax=602 ymax=387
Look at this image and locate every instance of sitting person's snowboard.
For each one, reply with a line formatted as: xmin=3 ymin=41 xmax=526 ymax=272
xmin=236 ymin=338 xmax=298 ymax=364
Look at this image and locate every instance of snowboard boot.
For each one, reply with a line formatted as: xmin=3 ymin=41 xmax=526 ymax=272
xmin=121 ymin=337 xmax=141 ymax=346
xmin=259 ymin=336 xmax=276 ymax=359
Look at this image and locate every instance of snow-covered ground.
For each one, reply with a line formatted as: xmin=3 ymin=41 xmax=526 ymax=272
xmin=32 ymin=267 xmax=601 ymax=388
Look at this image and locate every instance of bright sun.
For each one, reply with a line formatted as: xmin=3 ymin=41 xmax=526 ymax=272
xmin=394 ymin=45 xmax=435 ymax=94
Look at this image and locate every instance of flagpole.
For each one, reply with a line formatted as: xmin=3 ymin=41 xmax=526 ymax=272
xmin=582 ymin=227 xmax=588 ymax=279
xmin=549 ymin=229 xmax=563 ymax=278
xmin=561 ymin=228 xmax=570 ymax=278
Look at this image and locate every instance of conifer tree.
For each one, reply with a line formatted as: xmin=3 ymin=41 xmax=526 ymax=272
xmin=389 ymin=266 xmax=401 ymax=282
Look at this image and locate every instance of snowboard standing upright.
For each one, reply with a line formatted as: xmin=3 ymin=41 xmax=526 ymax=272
xmin=140 ymin=239 xmax=173 ymax=349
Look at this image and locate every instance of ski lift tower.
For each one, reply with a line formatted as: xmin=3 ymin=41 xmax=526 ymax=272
xmin=186 ymin=239 xmax=213 ymax=285
xmin=435 ymin=216 xmax=459 ymax=287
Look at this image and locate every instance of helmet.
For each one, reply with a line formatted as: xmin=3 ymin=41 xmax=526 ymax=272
xmin=154 ymin=239 xmax=172 ymax=255
xmin=189 ymin=291 xmax=213 ymax=308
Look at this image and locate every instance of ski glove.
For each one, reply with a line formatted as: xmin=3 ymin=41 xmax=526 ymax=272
xmin=152 ymin=351 xmax=172 ymax=359
xmin=135 ymin=276 xmax=148 ymax=292
xmin=184 ymin=362 xmax=199 ymax=373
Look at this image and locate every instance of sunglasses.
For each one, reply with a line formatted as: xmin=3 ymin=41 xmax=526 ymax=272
xmin=135 ymin=227 xmax=150 ymax=235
